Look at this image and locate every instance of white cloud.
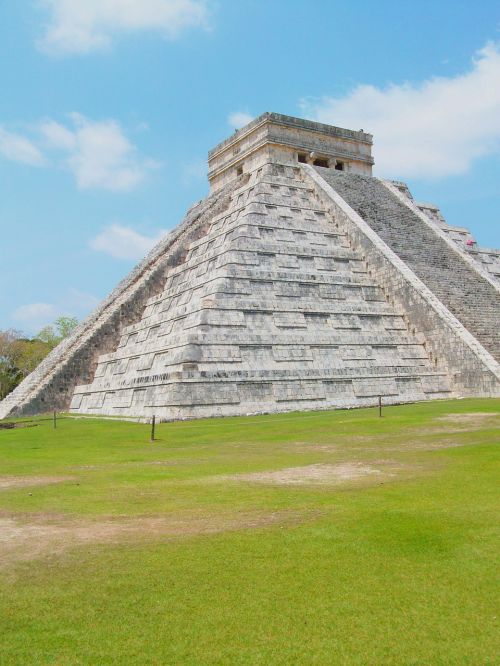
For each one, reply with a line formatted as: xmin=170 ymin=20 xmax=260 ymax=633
xmin=41 ymin=113 xmax=159 ymax=191
xmin=0 ymin=128 xmax=45 ymax=166
xmin=12 ymin=289 xmax=101 ymax=333
xmin=228 ymin=112 xmax=254 ymax=130
xmin=90 ymin=223 xmax=167 ymax=260
xmin=301 ymin=42 xmax=500 ymax=180
xmin=40 ymin=119 xmax=76 ymax=150
xmin=38 ymin=0 xmax=211 ymax=55
xmin=0 ymin=114 xmax=157 ymax=190
xmin=61 ymin=288 xmax=100 ymax=312
xmin=13 ymin=303 xmax=58 ymax=330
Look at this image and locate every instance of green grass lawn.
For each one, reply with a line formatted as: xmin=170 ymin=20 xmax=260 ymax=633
xmin=0 ymin=399 xmax=499 ymax=665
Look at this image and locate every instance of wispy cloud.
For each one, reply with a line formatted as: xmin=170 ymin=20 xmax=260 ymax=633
xmin=0 ymin=128 xmax=45 ymax=166
xmin=12 ymin=289 xmax=101 ymax=333
xmin=227 ymin=111 xmax=254 ymax=130
xmin=12 ymin=303 xmax=58 ymax=330
xmin=40 ymin=113 xmax=160 ymax=191
xmin=89 ymin=223 xmax=167 ymax=260
xmin=38 ymin=0 xmax=211 ymax=55
xmin=0 ymin=114 xmax=158 ymax=191
xmin=40 ymin=119 xmax=76 ymax=150
xmin=301 ymin=42 xmax=500 ymax=180
xmin=61 ymin=288 xmax=100 ymax=313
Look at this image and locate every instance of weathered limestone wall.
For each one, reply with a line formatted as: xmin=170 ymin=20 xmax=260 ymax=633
xmin=70 ymin=162 xmax=455 ymax=420
xmin=306 ymin=166 xmax=500 ymax=396
xmin=208 ymin=113 xmax=373 ymax=191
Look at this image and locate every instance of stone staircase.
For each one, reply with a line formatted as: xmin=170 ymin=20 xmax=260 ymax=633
xmin=69 ymin=163 xmax=452 ymax=420
xmin=317 ymin=171 xmax=500 ymax=362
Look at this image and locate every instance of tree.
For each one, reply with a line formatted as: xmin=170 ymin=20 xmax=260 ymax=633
xmin=0 ymin=316 xmax=79 ymax=400
xmin=13 ymin=337 xmax=52 ymax=377
xmin=35 ymin=316 xmax=78 ymax=350
xmin=35 ymin=325 xmax=59 ymax=348
xmin=0 ymin=330 xmax=23 ymax=400
xmin=55 ymin=316 xmax=79 ymax=339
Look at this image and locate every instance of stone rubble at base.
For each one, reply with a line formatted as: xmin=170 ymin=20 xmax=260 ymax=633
xmin=1 ymin=112 xmax=499 ymax=421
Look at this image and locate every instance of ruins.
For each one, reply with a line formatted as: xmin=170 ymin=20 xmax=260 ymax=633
xmin=1 ymin=112 xmax=499 ymax=420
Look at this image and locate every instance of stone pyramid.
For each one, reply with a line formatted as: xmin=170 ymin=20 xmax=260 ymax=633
xmin=1 ymin=113 xmax=499 ymax=420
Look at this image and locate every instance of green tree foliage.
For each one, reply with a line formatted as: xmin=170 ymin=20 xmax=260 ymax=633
xmin=0 ymin=330 xmax=23 ymax=400
xmin=0 ymin=316 xmax=78 ymax=400
xmin=35 ymin=316 xmax=78 ymax=350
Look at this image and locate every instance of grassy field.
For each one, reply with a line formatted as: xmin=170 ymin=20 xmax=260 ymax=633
xmin=0 ymin=399 xmax=499 ymax=665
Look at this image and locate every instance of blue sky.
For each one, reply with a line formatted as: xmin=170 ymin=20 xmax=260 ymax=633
xmin=1 ymin=0 xmax=499 ymax=333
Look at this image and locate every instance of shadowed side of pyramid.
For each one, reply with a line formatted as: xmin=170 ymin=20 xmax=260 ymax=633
xmin=316 ymin=170 xmax=500 ymax=361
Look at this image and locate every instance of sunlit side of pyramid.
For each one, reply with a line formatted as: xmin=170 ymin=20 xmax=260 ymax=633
xmin=1 ymin=113 xmax=499 ymax=420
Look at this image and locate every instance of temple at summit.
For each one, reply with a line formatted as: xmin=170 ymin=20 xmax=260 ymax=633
xmin=1 ymin=112 xmax=499 ymax=420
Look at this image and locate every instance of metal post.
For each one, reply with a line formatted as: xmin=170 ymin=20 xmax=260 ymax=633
xmin=378 ymin=395 xmax=382 ymax=418
xmin=53 ymin=411 xmax=57 ymax=429
xmin=150 ymin=415 xmax=156 ymax=442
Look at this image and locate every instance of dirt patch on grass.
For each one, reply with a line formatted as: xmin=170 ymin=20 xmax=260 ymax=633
xmin=219 ymin=462 xmax=386 ymax=486
xmin=0 ymin=421 xmax=39 ymax=430
xmin=434 ymin=412 xmax=499 ymax=427
xmin=292 ymin=444 xmax=339 ymax=453
xmin=403 ymin=439 xmax=479 ymax=451
xmin=71 ymin=458 xmax=209 ymax=471
xmin=371 ymin=439 xmax=480 ymax=453
xmin=0 ymin=509 xmax=310 ymax=568
xmin=0 ymin=476 xmax=74 ymax=490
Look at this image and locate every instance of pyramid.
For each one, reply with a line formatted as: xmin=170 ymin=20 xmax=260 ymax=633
xmin=1 ymin=113 xmax=499 ymax=420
